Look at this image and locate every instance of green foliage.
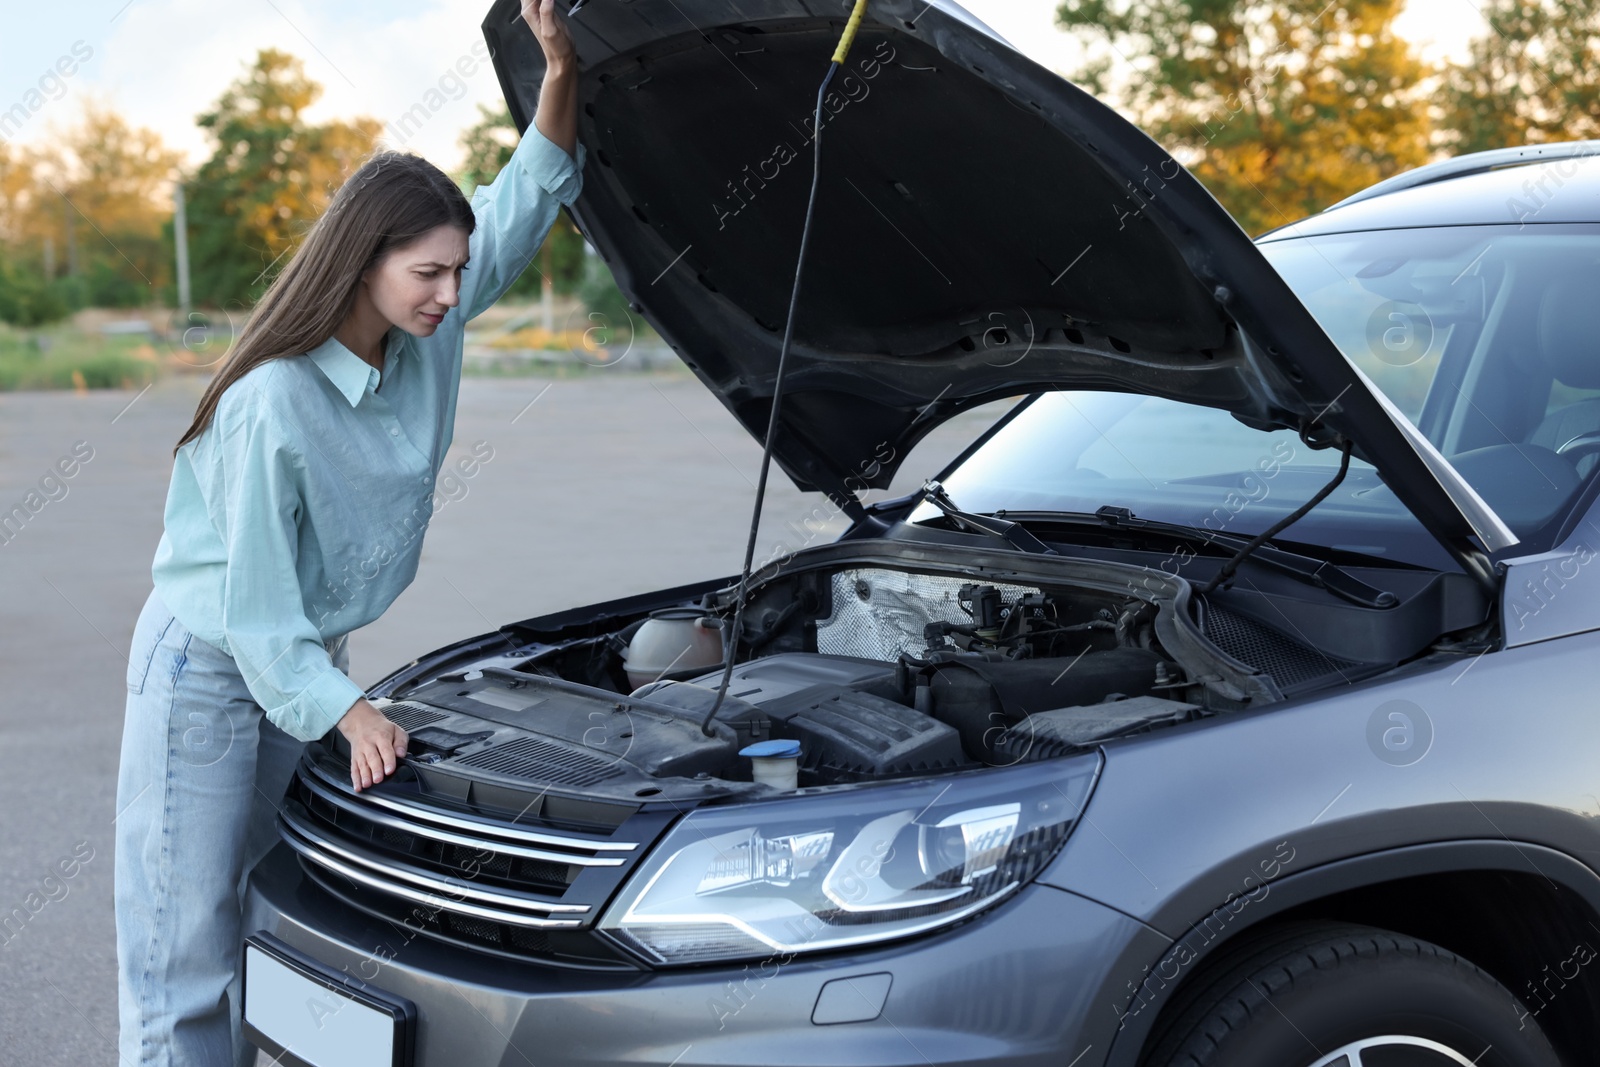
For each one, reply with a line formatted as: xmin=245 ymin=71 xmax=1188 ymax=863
xmin=0 ymin=327 xmax=159 ymax=390
xmin=457 ymin=103 xmax=520 ymax=190
xmin=1056 ymin=0 xmax=1432 ymax=234
xmin=82 ymin=258 xmax=149 ymax=309
xmin=457 ymin=103 xmax=586 ymax=299
xmin=0 ymin=260 xmax=72 ymax=327
xmin=1443 ymin=0 xmax=1600 ymax=153
xmin=185 ymin=50 xmax=381 ymax=307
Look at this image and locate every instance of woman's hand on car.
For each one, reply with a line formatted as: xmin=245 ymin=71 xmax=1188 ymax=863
xmin=336 ymin=698 xmax=409 ymax=792
xmin=522 ymin=0 xmax=576 ymax=68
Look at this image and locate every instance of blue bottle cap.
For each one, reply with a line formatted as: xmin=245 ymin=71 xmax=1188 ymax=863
xmin=740 ymin=739 xmax=801 ymax=759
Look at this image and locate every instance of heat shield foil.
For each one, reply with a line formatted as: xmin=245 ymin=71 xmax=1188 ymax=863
xmin=815 ymin=568 xmax=1038 ymax=662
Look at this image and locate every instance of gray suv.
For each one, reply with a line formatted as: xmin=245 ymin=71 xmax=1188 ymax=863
xmin=240 ymin=2 xmax=1600 ymax=1065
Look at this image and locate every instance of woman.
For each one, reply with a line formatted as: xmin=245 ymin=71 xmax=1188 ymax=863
xmin=114 ymin=3 xmax=582 ymax=1063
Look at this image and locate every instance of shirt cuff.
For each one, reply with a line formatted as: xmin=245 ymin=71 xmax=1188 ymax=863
xmin=274 ymin=665 xmax=366 ymax=742
xmin=516 ymin=121 xmax=586 ymax=205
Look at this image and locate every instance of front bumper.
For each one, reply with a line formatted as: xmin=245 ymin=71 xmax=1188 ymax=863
xmin=244 ymin=842 xmax=1157 ymax=1067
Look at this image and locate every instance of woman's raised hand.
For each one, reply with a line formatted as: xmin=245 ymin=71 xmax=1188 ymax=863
xmin=336 ymin=697 xmax=410 ymax=792
xmin=524 ymin=0 xmax=580 ymax=154
xmin=522 ymin=0 xmax=577 ymax=68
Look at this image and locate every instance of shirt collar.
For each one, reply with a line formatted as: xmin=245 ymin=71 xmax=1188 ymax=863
xmin=307 ymin=335 xmax=383 ymax=407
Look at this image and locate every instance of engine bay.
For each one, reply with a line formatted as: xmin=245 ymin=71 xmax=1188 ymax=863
xmin=345 ymin=545 xmax=1299 ymax=821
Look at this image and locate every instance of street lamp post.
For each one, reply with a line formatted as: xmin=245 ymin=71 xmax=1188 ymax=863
xmin=174 ymin=181 xmax=191 ymax=320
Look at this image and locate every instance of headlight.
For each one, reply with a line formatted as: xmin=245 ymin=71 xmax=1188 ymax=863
xmin=599 ymin=755 xmax=1100 ymax=966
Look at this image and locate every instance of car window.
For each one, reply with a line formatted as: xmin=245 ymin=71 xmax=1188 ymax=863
xmin=1547 ymin=381 xmax=1600 ymax=419
xmin=1258 ymin=225 xmax=1600 ymax=454
xmin=914 ymin=224 xmax=1600 ymax=568
xmin=1262 ymin=224 xmax=1600 ymax=540
xmin=912 ymin=391 xmax=1450 ymax=566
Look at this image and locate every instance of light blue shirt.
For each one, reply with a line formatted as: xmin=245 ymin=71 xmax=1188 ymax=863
xmin=152 ymin=124 xmax=586 ymax=742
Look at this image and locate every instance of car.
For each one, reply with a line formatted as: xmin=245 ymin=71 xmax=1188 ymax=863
xmin=240 ymin=2 xmax=1600 ymax=1065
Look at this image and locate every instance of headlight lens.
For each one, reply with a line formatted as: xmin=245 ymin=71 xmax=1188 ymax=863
xmin=599 ymin=755 xmax=1099 ymax=965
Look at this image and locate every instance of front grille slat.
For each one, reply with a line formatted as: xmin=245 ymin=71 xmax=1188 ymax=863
xmin=285 ymin=833 xmax=582 ymax=931
xmin=297 ymin=861 xmax=610 ymax=965
xmin=279 ymin=809 xmax=589 ymax=925
xmin=302 ymin=760 xmax=636 ymax=853
xmin=297 ymin=766 xmax=626 ymax=868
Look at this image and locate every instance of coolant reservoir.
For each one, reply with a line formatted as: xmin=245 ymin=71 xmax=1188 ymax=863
xmin=623 ymin=607 xmax=724 ymax=690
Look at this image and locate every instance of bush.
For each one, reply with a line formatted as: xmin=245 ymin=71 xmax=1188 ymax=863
xmin=0 ymin=329 xmax=159 ymax=391
xmin=84 ymin=259 xmax=149 ymax=309
xmin=0 ymin=265 xmax=74 ymax=328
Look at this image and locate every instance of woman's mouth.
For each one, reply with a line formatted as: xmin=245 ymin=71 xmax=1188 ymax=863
xmin=420 ymin=312 xmax=445 ymax=326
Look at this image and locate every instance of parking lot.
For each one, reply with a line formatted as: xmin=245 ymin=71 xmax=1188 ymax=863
xmin=0 ymin=369 xmax=995 ymax=1065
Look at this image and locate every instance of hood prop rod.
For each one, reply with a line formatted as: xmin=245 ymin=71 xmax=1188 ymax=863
xmin=700 ymin=1 xmax=873 ymax=737
xmin=1198 ymin=437 xmax=1356 ymax=598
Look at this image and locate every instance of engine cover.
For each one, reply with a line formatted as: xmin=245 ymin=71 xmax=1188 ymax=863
xmin=677 ymin=654 xmax=970 ymax=781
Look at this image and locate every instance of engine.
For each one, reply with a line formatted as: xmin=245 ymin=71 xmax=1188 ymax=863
xmin=354 ymin=562 xmax=1208 ymax=814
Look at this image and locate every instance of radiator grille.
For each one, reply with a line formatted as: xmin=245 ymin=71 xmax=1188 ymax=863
xmin=279 ymin=753 xmax=643 ymax=965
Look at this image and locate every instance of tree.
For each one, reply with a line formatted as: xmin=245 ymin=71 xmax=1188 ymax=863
xmin=0 ymin=142 xmax=29 ymax=249
xmin=41 ymin=102 xmax=183 ymax=306
xmin=1056 ymin=0 xmax=1433 ymax=234
xmin=186 ymin=49 xmax=381 ymax=306
xmin=1442 ymin=0 xmax=1600 ymax=153
xmin=457 ymin=103 xmax=584 ymax=300
xmin=0 ymin=101 xmax=180 ymax=318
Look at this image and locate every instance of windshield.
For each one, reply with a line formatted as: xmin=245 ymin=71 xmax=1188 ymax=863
xmin=916 ymin=224 xmax=1600 ymax=570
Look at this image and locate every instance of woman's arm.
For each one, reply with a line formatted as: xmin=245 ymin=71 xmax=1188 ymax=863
xmin=451 ymin=0 xmax=585 ymax=323
xmin=524 ymin=0 xmax=577 ymax=156
xmin=202 ymin=383 xmax=407 ymax=791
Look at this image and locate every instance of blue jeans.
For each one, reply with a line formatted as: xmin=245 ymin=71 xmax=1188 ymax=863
xmin=115 ymin=588 xmax=350 ymax=1067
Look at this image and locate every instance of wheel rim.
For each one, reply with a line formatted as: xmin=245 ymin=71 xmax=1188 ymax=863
xmin=1306 ymin=1035 xmax=1481 ymax=1067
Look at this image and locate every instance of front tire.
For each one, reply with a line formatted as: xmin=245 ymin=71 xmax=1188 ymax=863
xmin=1142 ymin=922 xmax=1560 ymax=1067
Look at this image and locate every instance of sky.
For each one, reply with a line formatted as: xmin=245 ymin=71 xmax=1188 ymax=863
xmin=0 ymin=0 xmax=1486 ymax=177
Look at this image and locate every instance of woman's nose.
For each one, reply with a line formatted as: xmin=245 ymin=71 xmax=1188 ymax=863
xmin=438 ymin=279 xmax=461 ymax=308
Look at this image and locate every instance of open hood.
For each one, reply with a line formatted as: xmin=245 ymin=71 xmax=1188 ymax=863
xmin=483 ymin=0 xmax=1513 ymax=569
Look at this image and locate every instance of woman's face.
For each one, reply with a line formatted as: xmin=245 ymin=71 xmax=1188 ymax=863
xmin=363 ymin=224 xmax=472 ymax=337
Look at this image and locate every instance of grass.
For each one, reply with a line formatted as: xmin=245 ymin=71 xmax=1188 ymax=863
xmin=0 ymin=323 xmax=161 ymax=391
xmin=463 ymin=316 xmax=684 ymax=378
xmin=461 ymin=357 xmax=690 ymax=380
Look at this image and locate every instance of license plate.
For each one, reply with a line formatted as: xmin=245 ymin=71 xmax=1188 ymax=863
xmin=242 ymin=933 xmax=415 ymax=1067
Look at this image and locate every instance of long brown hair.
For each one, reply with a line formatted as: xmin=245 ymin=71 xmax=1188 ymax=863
xmin=175 ymin=151 xmax=475 ymax=451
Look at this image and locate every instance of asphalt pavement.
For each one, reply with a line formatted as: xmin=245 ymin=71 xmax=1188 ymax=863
xmin=0 ymin=368 xmax=1001 ymax=1065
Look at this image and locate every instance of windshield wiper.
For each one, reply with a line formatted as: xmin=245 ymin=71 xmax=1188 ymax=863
xmin=920 ymin=481 xmax=1057 ymax=555
xmin=1000 ymin=494 xmax=1400 ymax=611
xmin=922 ymin=457 xmax=1400 ymax=608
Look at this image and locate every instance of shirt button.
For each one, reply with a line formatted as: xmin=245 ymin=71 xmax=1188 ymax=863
xmin=421 ymin=476 xmax=431 ymax=485
xmin=389 ymin=427 xmax=400 ymax=437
